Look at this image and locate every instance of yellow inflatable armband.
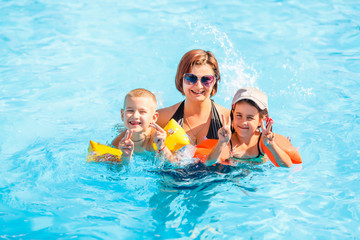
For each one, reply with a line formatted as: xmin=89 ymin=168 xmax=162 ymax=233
xmin=87 ymin=140 xmax=123 ymax=162
xmin=153 ymin=119 xmax=190 ymax=152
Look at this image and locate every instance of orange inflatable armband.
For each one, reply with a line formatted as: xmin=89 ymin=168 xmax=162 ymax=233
xmin=193 ymin=139 xmax=219 ymax=163
xmin=261 ymin=134 xmax=302 ymax=167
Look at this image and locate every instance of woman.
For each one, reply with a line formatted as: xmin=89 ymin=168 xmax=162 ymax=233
xmin=157 ymin=49 xmax=230 ymax=145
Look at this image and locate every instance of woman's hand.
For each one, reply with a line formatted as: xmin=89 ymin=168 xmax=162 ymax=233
xmin=218 ymin=114 xmax=231 ymax=144
xmin=261 ymin=117 xmax=275 ymax=146
xmin=150 ymin=122 xmax=167 ymax=150
xmin=118 ymin=130 xmax=134 ymax=159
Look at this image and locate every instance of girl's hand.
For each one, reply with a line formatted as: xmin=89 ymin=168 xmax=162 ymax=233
xmin=150 ymin=122 xmax=167 ymax=150
xmin=118 ymin=130 xmax=134 ymax=158
xmin=218 ymin=114 xmax=231 ymax=144
xmin=261 ymin=117 xmax=275 ymax=146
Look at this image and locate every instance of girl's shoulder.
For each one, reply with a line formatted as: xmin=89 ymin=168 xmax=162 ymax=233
xmin=156 ymin=102 xmax=182 ymax=127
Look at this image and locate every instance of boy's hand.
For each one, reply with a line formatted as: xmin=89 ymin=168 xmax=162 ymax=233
xmin=218 ymin=114 xmax=231 ymax=143
xmin=118 ymin=130 xmax=134 ymax=159
xmin=261 ymin=117 xmax=275 ymax=146
xmin=149 ymin=122 xmax=167 ymax=150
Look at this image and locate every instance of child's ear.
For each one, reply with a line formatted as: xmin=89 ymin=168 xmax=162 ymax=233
xmin=121 ymin=109 xmax=125 ymax=122
xmin=152 ymin=111 xmax=159 ymax=123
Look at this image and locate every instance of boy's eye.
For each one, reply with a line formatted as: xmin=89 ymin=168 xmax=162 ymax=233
xmin=126 ymin=109 xmax=134 ymax=113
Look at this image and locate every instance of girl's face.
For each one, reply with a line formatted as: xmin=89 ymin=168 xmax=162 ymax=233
xmin=182 ymin=64 xmax=215 ymax=102
xmin=232 ymin=101 xmax=262 ymax=138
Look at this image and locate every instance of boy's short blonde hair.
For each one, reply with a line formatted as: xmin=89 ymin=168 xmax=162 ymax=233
xmin=123 ymin=88 xmax=157 ymax=109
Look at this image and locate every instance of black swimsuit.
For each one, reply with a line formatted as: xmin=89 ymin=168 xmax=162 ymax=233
xmin=170 ymin=100 xmax=223 ymax=139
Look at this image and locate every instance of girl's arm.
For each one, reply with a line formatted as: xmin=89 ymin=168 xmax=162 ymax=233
xmin=205 ymin=141 xmax=228 ymax=166
xmin=204 ymin=114 xmax=231 ymax=166
xmin=261 ymin=121 xmax=293 ymax=168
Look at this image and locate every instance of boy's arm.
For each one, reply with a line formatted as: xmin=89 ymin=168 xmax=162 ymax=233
xmin=149 ymin=122 xmax=176 ymax=162
xmin=112 ymin=131 xmax=126 ymax=148
xmin=156 ymin=144 xmax=176 ymax=163
xmin=114 ymin=130 xmax=134 ymax=160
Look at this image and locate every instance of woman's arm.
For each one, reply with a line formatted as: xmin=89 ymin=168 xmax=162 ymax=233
xmin=214 ymin=102 xmax=231 ymax=120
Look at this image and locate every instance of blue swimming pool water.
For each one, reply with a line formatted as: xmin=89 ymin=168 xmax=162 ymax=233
xmin=1 ymin=0 xmax=360 ymax=239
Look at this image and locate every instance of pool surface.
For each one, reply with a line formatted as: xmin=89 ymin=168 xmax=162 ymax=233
xmin=1 ymin=0 xmax=360 ymax=239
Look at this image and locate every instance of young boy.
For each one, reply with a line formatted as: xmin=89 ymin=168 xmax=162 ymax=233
xmin=112 ymin=88 xmax=173 ymax=161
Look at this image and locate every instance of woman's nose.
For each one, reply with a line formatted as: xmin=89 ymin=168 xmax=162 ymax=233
xmin=194 ymin=78 xmax=203 ymax=87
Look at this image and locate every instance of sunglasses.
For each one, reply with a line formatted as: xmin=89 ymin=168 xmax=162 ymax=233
xmin=183 ymin=73 xmax=215 ymax=88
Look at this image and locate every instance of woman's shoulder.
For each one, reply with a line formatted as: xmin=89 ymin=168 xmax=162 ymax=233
xmin=213 ymin=101 xmax=230 ymax=117
xmin=157 ymin=102 xmax=182 ymax=127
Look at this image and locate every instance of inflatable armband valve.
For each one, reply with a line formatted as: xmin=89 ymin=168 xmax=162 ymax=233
xmin=87 ymin=140 xmax=122 ymax=162
xmin=153 ymin=119 xmax=191 ymax=152
xmin=193 ymin=139 xmax=219 ymax=163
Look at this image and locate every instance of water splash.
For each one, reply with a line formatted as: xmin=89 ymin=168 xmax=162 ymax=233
xmin=186 ymin=22 xmax=258 ymax=103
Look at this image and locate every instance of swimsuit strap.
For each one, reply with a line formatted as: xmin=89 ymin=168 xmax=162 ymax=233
xmin=169 ymin=100 xmax=223 ymax=140
xmin=170 ymin=101 xmax=185 ymax=127
xmin=256 ymin=133 xmax=264 ymax=158
xmin=206 ymin=100 xmax=223 ymax=139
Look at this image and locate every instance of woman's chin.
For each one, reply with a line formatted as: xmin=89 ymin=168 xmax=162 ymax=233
xmin=188 ymin=92 xmax=210 ymax=101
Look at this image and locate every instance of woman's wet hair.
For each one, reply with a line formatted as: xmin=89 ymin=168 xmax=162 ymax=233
xmin=175 ymin=49 xmax=220 ymax=97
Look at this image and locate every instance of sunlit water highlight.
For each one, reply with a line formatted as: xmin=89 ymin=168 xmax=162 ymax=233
xmin=1 ymin=0 xmax=360 ymax=239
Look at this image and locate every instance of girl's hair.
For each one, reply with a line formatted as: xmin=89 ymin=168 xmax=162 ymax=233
xmin=175 ymin=49 xmax=220 ymax=97
xmin=230 ymin=99 xmax=269 ymax=133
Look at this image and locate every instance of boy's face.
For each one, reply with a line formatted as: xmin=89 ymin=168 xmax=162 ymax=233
xmin=121 ymin=96 xmax=158 ymax=133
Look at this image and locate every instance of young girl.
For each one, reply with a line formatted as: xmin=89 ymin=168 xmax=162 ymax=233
xmin=205 ymin=87 xmax=300 ymax=168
